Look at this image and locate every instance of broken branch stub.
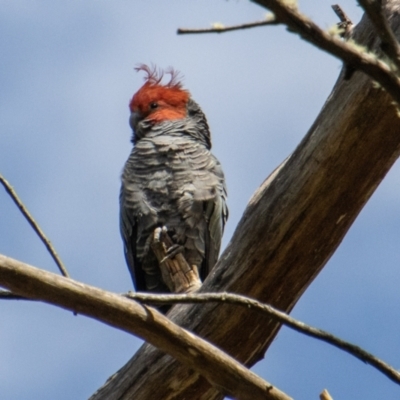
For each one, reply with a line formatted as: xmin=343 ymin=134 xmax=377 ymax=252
xmin=150 ymin=227 xmax=202 ymax=294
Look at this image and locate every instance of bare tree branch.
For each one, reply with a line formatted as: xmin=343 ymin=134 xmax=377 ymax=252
xmin=251 ymin=0 xmax=400 ymax=102
xmin=358 ymin=0 xmax=400 ymax=70
xmin=177 ymin=15 xmax=278 ymax=34
xmin=6 ymin=284 xmax=398 ymax=386
xmin=0 ymin=174 xmax=69 ymax=277
xmin=0 ymin=253 xmax=292 ymax=400
xmin=127 ymin=292 xmax=400 ymax=386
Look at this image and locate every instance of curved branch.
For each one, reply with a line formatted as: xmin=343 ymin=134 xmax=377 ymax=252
xmin=251 ymin=0 xmax=400 ymax=103
xmin=127 ymin=292 xmax=400 ymax=385
xmin=0 ymin=253 xmax=292 ymax=400
xmin=0 ymin=174 xmax=69 ymax=277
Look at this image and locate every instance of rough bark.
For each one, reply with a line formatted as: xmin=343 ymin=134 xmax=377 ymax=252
xmin=91 ymin=3 xmax=400 ymax=399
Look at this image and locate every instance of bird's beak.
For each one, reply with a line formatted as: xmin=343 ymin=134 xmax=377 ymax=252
xmin=129 ymin=111 xmax=141 ymax=131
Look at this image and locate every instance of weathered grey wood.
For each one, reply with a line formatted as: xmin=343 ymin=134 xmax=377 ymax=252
xmin=91 ymin=3 xmax=400 ymax=399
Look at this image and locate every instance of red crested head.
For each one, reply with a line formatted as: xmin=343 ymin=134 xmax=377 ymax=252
xmin=129 ymin=64 xmax=190 ymax=124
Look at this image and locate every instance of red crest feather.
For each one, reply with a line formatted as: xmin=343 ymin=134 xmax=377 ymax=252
xmin=134 ymin=64 xmax=183 ymax=89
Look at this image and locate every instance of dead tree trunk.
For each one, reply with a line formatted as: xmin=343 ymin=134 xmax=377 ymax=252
xmin=91 ymin=3 xmax=400 ymax=399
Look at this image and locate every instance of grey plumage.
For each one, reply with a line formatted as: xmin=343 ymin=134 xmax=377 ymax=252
xmin=120 ymin=92 xmax=228 ymax=294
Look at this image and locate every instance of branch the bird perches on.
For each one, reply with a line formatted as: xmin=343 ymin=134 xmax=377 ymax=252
xmin=150 ymin=227 xmax=202 ymax=294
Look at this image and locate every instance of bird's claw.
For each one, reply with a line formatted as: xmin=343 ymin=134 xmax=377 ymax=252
xmin=160 ymin=244 xmax=184 ymax=263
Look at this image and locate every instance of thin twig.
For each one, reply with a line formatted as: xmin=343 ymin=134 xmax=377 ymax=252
xmin=332 ymin=4 xmax=354 ymax=38
xmin=358 ymin=0 xmax=400 ymax=71
xmin=332 ymin=4 xmax=353 ymax=25
xmin=0 ymin=174 xmax=69 ymax=277
xmin=332 ymin=4 xmax=355 ymax=78
xmin=126 ymin=292 xmax=400 ymax=386
xmin=178 ymin=16 xmax=278 ymax=35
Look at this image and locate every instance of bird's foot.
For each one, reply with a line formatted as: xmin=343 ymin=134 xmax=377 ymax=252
xmin=152 ymin=226 xmax=167 ymax=242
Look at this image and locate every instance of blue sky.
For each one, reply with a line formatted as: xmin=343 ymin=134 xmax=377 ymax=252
xmin=1 ymin=1 xmax=400 ymax=399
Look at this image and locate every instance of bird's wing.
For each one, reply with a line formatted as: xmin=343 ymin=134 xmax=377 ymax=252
xmin=119 ymin=186 xmax=147 ymax=291
xmin=202 ymin=162 xmax=228 ymax=281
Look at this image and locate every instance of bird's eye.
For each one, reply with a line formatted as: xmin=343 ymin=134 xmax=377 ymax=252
xmin=149 ymin=102 xmax=158 ymax=110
